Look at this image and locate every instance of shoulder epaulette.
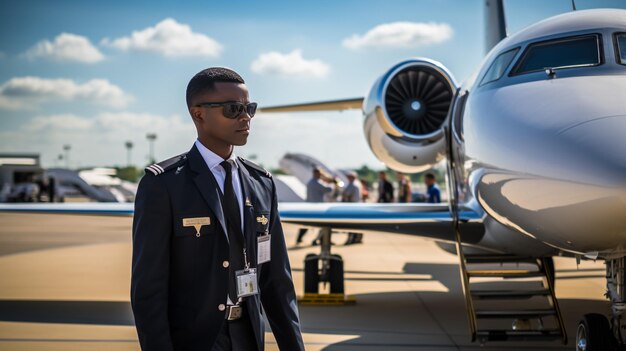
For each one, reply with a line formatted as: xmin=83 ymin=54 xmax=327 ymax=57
xmin=238 ymin=157 xmax=272 ymax=178
xmin=145 ymin=153 xmax=187 ymax=176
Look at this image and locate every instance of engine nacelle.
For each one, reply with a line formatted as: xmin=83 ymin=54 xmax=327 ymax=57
xmin=363 ymin=58 xmax=457 ymax=173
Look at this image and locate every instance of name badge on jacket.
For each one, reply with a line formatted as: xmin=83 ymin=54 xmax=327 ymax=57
xmin=183 ymin=217 xmax=211 ymax=237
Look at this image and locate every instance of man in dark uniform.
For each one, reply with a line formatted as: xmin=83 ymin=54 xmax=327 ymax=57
xmin=377 ymin=171 xmax=393 ymax=203
xmin=131 ymin=67 xmax=305 ymax=351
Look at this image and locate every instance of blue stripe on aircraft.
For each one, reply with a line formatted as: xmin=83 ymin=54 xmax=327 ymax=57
xmin=279 ymin=210 xmax=480 ymax=221
xmin=0 ymin=205 xmax=480 ymax=221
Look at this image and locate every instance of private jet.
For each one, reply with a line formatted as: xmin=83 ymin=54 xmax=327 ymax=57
xmin=259 ymin=2 xmax=626 ymax=350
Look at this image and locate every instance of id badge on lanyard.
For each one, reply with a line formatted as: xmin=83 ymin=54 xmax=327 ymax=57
xmin=235 ymin=268 xmax=258 ymax=298
xmin=235 ymin=248 xmax=258 ymax=298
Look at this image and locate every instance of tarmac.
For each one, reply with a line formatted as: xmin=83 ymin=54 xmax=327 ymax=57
xmin=0 ymin=212 xmax=609 ymax=350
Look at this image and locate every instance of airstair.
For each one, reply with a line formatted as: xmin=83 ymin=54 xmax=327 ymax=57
xmin=454 ymin=233 xmax=568 ymax=344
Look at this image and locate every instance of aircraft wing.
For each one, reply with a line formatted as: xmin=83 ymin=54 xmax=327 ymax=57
xmin=0 ymin=203 xmax=134 ymax=216
xmin=278 ymin=202 xmax=485 ymax=243
xmin=0 ymin=202 xmax=485 ymax=243
xmin=259 ymin=97 xmax=363 ymax=113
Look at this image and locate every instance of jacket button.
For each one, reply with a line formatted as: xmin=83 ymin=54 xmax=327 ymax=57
xmin=222 ymin=260 xmax=229 ymax=268
xmin=218 ymin=304 xmax=225 ymax=311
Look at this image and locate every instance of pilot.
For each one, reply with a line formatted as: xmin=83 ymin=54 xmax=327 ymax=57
xmin=131 ymin=67 xmax=305 ymax=351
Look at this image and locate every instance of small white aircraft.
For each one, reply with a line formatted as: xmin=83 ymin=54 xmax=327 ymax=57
xmin=1 ymin=2 xmax=624 ymax=350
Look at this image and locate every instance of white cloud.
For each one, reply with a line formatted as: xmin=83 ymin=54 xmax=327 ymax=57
xmin=22 ymin=112 xmax=188 ymax=134
xmin=24 ymin=33 xmax=105 ymax=63
xmin=26 ymin=114 xmax=95 ymax=131
xmin=101 ymin=18 xmax=222 ymax=58
xmin=343 ymin=22 xmax=453 ymax=50
xmin=250 ymin=49 xmax=330 ymax=78
xmin=0 ymin=76 xmax=132 ymax=109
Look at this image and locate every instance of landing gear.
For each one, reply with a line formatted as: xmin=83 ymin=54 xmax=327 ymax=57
xmin=576 ymin=313 xmax=617 ymax=351
xmin=606 ymin=257 xmax=626 ymax=349
xmin=303 ymin=227 xmax=344 ymax=294
xmin=304 ymin=253 xmax=320 ymax=293
xmin=576 ymin=256 xmax=626 ymax=350
xmin=304 ymin=252 xmax=344 ymax=294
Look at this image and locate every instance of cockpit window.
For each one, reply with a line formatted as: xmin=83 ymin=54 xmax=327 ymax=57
xmin=480 ymin=48 xmax=519 ymax=86
xmin=615 ymin=33 xmax=626 ymax=65
xmin=511 ymin=34 xmax=601 ymax=75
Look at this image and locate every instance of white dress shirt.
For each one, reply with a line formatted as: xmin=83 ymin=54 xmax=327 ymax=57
xmin=195 ymin=139 xmax=244 ymax=305
xmin=194 ymin=139 xmax=244 ymax=230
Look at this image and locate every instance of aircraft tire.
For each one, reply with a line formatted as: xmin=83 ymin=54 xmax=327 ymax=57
xmin=304 ymin=254 xmax=320 ymax=293
xmin=329 ymin=254 xmax=344 ymax=294
xmin=576 ymin=313 xmax=618 ymax=351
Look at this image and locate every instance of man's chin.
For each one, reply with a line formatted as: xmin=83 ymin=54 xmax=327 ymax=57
xmin=231 ymin=137 xmax=249 ymax=146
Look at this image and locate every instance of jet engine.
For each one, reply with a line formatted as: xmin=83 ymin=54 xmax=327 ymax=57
xmin=363 ymin=58 xmax=457 ymax=173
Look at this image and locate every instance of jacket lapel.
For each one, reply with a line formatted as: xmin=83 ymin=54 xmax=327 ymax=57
xmin=187 ymin=144 xmax=228 ymax=236
xmin=237 ymin=158 xmax=255 ymax=237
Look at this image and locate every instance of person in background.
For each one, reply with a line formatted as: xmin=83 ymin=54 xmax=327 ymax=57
xmin=359 ymin=178 xmax=370 ymax=202
xmin=341 ymin=171 xmax=363 ymax=245
xmin=425 ymin=172 xmax=442 ymax=203
xmin=307 ymin=168 xmax=335 ymax=202
xmin=377 ymin=171 xmax=393 ymax=203
xmin=295 ymin=167 xmax=334 ymax=245
xmin=341 ymin=172 xmax=360 ymax=203
xmin=396 ymin=172 xmax=412 ymax=203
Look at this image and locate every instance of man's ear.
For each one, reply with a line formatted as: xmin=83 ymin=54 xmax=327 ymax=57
xmin=190 ymin=107 xmax=203 ymax=124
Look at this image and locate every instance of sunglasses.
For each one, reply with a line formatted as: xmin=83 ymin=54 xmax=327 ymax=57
xmin=195 ymin=101 xmax=258 ymax=119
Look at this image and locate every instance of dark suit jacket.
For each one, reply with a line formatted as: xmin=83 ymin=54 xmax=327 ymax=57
xmin=377 ymin=180 xmax=393 ymax=203
xmin=131 ymin=144 xmax=305 ymax=351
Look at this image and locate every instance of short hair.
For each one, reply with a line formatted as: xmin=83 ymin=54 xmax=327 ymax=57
xmin=186 ymin=67 xmax=245 ymax=108
xmin=425 ymin=173 xmax=436 ymax=180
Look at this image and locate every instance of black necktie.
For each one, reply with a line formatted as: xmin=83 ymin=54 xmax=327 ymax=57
xmin=220 ymin=160 xmax=245 ymax=303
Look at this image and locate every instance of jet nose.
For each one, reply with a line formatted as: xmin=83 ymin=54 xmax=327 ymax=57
xmin=559 ymin=115 xmax=626 ymax=187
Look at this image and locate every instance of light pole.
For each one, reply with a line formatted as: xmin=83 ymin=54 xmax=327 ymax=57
xmin=62 ymin=144 xmax=71 ymax=169
xmin=146 ymin=133 xmax=157 ymax=164
xmin=125 ymin=141 xmax=133 ymax=167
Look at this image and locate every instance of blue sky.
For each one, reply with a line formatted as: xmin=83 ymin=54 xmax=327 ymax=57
xmin=1 ymin=0 xmax=625 ymax=170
